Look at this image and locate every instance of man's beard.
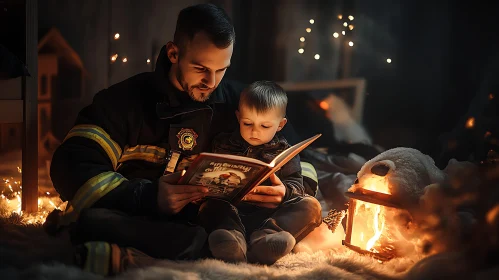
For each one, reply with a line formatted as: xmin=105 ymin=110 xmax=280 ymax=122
xmin=176 ymin=66 xmax=213 ymax=102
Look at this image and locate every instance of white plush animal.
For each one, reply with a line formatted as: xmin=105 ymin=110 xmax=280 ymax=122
xmin=349 ymin=147 xmax=446 ymax=211
xmin=294 ymin=148 xmax=480 ymax=256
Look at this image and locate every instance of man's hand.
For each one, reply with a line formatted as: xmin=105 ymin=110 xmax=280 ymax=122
xmin=157 ymin=172 xmax=209 ymax=215
xmin=242 ymin=173 xmax=286 ymax=208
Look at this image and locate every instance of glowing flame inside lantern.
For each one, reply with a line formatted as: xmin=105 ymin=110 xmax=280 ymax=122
xmin=343 ymin=175 xmax=417 ymax=260
xmin=365 ymin=204 xmax=385 ymax=251
xmin=357 ymin=176 xmax=390 ymax=194
xmin=348 ymin=176 xmax=390 ymax=253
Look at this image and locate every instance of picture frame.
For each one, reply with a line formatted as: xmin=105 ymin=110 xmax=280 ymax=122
xmin=278 ymin=78 xmax=367 ymax=123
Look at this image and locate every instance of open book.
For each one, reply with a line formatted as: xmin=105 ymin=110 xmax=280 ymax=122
xmin=178 ymin=134 xmax=321 ymax=204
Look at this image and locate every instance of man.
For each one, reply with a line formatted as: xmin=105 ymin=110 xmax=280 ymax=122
xmin=47 ymin=3 xmax=321 ymax=276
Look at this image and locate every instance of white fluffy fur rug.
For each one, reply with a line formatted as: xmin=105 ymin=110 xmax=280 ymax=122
xmin=2 ymin=249 xmax=419 ymax=280
xmin=0 ymin=218 xmax=420 ymax=280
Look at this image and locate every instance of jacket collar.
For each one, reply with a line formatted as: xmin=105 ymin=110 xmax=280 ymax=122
xmin=154 ymin=45 xmax=226 ymax=108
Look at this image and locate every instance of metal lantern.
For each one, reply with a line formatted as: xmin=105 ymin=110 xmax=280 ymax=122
xmin=342 ymin=184 xmax=417 ymax=261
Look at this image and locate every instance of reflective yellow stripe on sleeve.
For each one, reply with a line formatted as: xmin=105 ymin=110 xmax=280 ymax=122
xmin=300 ymin=162 xmax=318 ymax=183
xmin=60 ymin=171 xmax=127 ymax=226
xmin=118 ymin=145 xmax=167 ymax=164
xmin=64 ymin=124 xmax=122 ymax=170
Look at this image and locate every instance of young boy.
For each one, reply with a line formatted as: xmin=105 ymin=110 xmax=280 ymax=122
xmin=198 ymin=81 xmax=322 ymax=265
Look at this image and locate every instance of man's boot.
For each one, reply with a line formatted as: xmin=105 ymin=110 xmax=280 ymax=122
xmin=74 ymin=241 xmax=161 ymax=276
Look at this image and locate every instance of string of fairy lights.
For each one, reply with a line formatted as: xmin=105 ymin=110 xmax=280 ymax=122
xmin=0 ymin=166 xmax=66 ymax=224
xmin=109 ymin=33 xmax=151 ymax=65
xmin=298 ymin=15 xmax=392 ymax=64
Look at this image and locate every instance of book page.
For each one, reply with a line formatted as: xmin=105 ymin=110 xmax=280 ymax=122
xmin=180 ymin=155 xmax=268 ymax=200
xmin=251 ymin=134 xmax=321 ymax=188
xmin=270 ymin=134 xmax=322 ymax=167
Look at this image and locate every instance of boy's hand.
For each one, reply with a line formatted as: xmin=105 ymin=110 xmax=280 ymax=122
xmin=242 ymin=173 xmax=286 ymax=208
xmin=157 ymin=172 xmax=209 ymax=215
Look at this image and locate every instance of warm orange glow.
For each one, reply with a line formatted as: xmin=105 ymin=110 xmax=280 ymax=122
xmin=489 ymin=93 xmax=494 ymax=100
xmin=349 ymin=175 xmax=391 ymax=253
xmin=365 ymin=204 xmax=385 ymax=250
xmin=319 ymin=101 xmax=329 ymax=110
xmin=465 ymin=117 xmax=475 ymax=128
xmin=350 ymin=200 xmax=387 ymax=253
xmin=338 ymin=14 xmax=343 ymax=19
xmin=347 ymin=175 xmax=418 ymax=258
xmin=0 ymin=167 xmax=66 ymax=224
xmin=357 ymin=175 xmax=391 ymax=194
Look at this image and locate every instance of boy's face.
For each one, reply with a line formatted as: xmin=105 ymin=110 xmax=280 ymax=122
xmin=236 ymin=104 xmax=287 ymax=146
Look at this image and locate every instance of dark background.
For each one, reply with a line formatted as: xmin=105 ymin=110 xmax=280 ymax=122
xmin=31 ymin=0 xmax=499 ymax=158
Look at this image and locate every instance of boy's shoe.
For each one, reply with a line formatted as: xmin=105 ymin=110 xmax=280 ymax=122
xmin=247 ymin=229 xmax=296 ymax=265
xmin=74 ymin=241 xmax=159 ymax=276
xmin=208 ymin=229 xmax=247 ymax=263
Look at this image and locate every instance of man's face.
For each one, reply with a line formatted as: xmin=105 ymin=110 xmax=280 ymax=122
xmin=171 ymin=32 xmax=233 ymax=102
xmin=237 ymin=104 xmax=287 ymax=146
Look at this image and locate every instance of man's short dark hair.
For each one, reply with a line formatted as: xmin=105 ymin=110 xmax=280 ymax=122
xmin=240 ymin=81 xmax=288 ymax=117
xmin=174 ymin=4 xmax=235 ymax=51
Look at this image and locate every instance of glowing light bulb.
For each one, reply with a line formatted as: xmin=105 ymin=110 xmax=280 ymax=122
xmin=348 ymin=24 xmax=354 ymax=30
xmin=348 ymin=41 xmax=354 ymax=46
xmin=319 ymin=101 xmax=329 ymax=110
xmin=309 ymin=19 xmax=315 ymax=24
xmin=387 ymin=58 xmax=392 ymax=63
xmin=110 ymin=54 xmax=118 ymax=62
xmin=314 ymin=54 xmax=320 ymax=60
xmin=342 ymin=31 xmax=346 ymax=35
xmin=466 ymin=117 xmax=475 ymax=128
xmin=298 ymin=48 xmax=304 ymax=54
xmin=147 ymin=58 xmax=151 ymax=64
xmin=338 ymin=15 xmax=343 ymax=19
xmin=343 ymin=22 xmax=348 ymax=27
xmin=114 ymin=33 xmax=120 ymax=40
xmin=306 ymin=28 xmax=312 ymax=33
xmin=348 ymin=15 xmax=354 ymax=21
xmin=300 ymin=37 xmax=305 ymax=42
xmin=333 ymin=32 xmax=339 ymax=38
xmin=122 ymin=57 xmax=128 ymax=63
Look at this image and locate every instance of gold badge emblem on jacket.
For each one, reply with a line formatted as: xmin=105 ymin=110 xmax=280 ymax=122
xmin=177 ymin=128 xmax=198 ymax=151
